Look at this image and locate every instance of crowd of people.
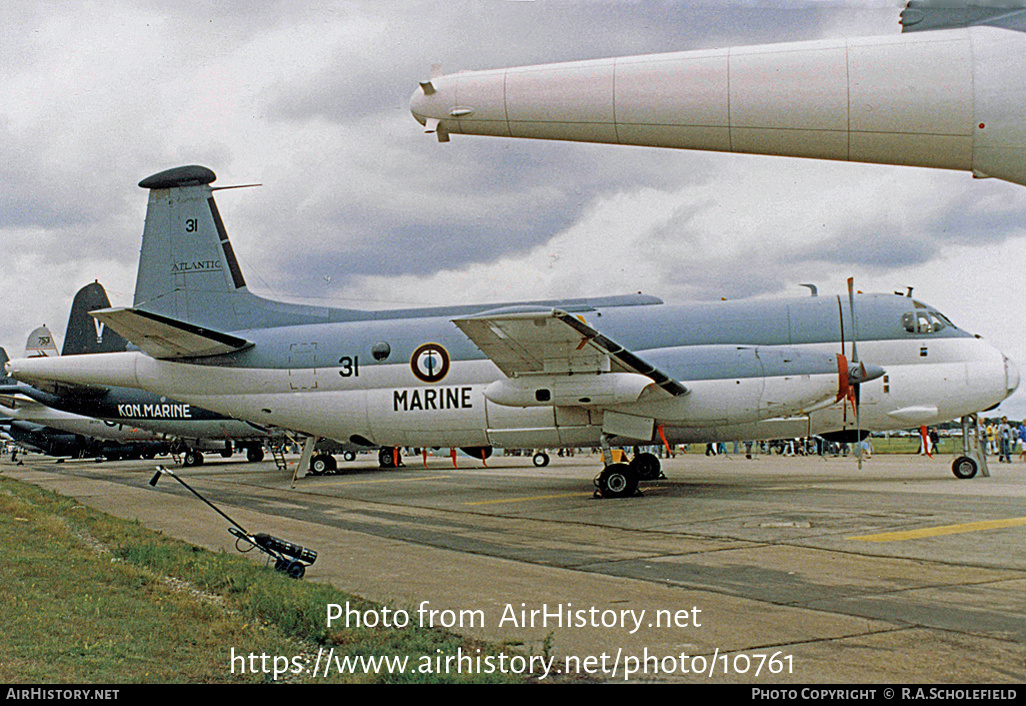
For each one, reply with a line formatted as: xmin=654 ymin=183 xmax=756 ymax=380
xmin=983 ymin=417 xmax=1026 ymax=463
xmin=634 ymin=420 xmax=1026 ymax=463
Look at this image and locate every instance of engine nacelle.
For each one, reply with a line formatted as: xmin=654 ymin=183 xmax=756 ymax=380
xmin=484 ymin=372 xmax=653 ymax=407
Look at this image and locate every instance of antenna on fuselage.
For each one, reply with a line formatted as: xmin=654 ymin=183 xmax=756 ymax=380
xmin=210 ymin=183 xmax=262 ymax=192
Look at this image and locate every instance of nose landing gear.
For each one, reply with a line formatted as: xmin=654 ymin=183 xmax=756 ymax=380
xmin=951 ymin=414 xmax=990 ymax=480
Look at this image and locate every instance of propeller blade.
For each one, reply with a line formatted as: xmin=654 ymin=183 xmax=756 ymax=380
xmin=836 ymin=353 xmax=851 ymax=403
xmin=848 ymin=277 xmax=864 ymax=468
xmin=847 ymin=276 xmax=858 ymax=364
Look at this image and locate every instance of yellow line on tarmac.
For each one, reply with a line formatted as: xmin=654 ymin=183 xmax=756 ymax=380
xmin=847 ymin=516 xmax=1026 ymax=542
xmin=465 ymin=492 xmax=595 ymax=506
xmin=311 ymin=474 xmax=453 ymax=486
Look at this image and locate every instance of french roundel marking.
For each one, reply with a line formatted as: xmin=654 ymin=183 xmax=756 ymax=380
xmin=410 ymin=343 xmax=450 ymax=383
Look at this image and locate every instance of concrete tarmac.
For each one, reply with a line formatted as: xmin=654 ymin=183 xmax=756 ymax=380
xmin=3 ymin=449 xmax=1024 ymax=683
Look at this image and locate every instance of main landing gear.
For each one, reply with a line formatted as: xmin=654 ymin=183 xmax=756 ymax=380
xmin=595 ymin=463 xmax=639 ymax=499
xmin=304 ymin=450 xmax=358 ymax=475
xmin=378 ymin=447 xmax=404 ymax=468
xmin=309 ymin=453 xmax=337 ymax=475
xmin=593 ymin=440 xmax=663 ymax=499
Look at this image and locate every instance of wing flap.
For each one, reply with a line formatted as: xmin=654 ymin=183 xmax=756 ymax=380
xmin=452 ymin=311 xmax=608 ymax=375
xmin=452 ymin=309 xmax=687 ymax=397
xmin=551 ymin=311 xmax=688 ymax=397
xmin=90 ymin=307 xmax=253 ymax=360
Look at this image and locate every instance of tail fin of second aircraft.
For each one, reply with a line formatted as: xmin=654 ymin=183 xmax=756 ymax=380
xmin=25 ymin=326 xmax=59 ymax=358
xmin=62 ymin=281 xmax=129 ymax=356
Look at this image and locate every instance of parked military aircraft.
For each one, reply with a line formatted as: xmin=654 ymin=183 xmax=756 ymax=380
xmin=410 ymin=1 xmax=1026 ymax=188
xmin=6 ymin=166 xmax=1018 ymax=495
xmin=2 ymin=281 xmax=276 ymax=466
xmin=0 ymin=347 xmax=169 ymax=460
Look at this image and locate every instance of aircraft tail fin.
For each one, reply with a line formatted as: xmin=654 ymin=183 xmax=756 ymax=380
xmin=134 ymin=165 xmax=268 ymax=332
xmin=25 ymin=326 xmax=59 ymax=358
xmin=62 ymin=281 xmax=129 ymax=355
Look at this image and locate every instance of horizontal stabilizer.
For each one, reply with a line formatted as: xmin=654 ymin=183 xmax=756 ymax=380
xmin=89 ymin=307 xmax=253 ymax=360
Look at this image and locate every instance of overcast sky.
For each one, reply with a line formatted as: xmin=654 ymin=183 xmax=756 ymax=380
xmin=3 ymin=0 xmax=1024 ymax=419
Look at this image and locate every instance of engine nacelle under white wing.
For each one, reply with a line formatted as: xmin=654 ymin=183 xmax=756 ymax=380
xmin=484 ymin=372 xmax=653 ymax=407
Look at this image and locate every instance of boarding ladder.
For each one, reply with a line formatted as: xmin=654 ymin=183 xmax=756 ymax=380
xmin=270 ymin=444 xmax=288 ymax=472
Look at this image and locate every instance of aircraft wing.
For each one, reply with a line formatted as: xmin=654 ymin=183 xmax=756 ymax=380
xmin=900 ymin=1 xmax=1026 ymax=33
xmin=89 ymin=307 xmax=254 ymax=360
xmin=452 ymin=309 xmax=687 ymax=397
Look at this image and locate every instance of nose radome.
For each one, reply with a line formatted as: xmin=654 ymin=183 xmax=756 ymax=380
xmin=410 ymin=69 xmax=455 ymax=122
xmin=410 ymin=78 xmax=456 ymax=142
xmin=409 ymin=85 xmax=430 ymax=125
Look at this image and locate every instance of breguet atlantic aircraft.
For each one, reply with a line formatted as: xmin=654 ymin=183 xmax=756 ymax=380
xmin=5 ymin=166 xmax=1018 ymax=496
xmin=410 ymin=0 xmax=1026 ymax=188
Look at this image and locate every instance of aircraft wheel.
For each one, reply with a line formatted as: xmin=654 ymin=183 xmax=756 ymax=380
xmin=342 ymin=450 xmax=356 ymax=462
xmin=183 ymin=450 xmax=203 ymax=467
xmin=246 ymin=446 xmax=264 ymax=463
xmin=378 ymin=447 xmax=396 ymax=468
xmin=595 ymin=463 xmax=639 ymax=499
xmin=532 ymin=452 xmax=550 ymax=467
xmin=951 ymin=456 xmax=978 ymax=479
xmin=630 ymin=452 xmax=661 ymax=480
xmin=310 ymin=454 xmax=334 ymax=475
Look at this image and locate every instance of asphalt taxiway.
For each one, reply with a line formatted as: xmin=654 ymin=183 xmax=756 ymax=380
xmin=3 ymin=449 xmax=1024 ymax=683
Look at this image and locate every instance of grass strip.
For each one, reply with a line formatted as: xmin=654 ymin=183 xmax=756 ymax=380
xmin=0 ymin=476 xmax=528 ymax=684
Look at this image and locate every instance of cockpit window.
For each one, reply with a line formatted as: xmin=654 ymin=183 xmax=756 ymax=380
xmin=902 ymin=310 xmax=950 ymax=334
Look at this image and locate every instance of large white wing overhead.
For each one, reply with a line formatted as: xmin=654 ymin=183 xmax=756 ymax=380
xmin=452 ymin=309 xmax=687 ymax=397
